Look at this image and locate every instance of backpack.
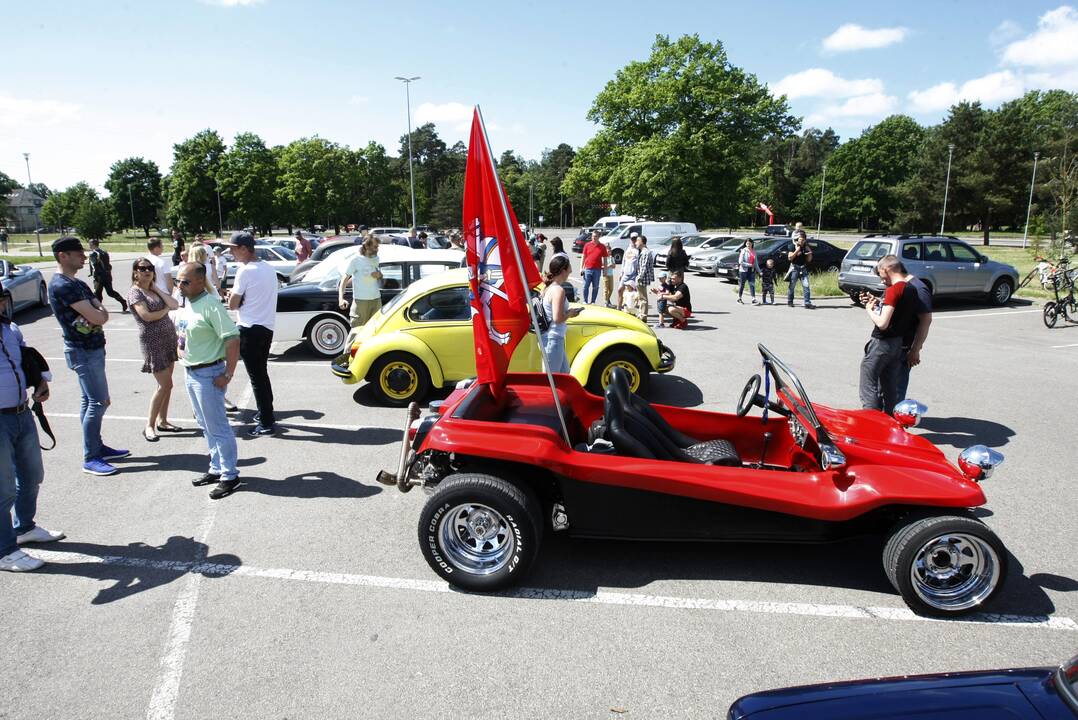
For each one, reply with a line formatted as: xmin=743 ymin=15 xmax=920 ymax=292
xmin=530 ymin=292 xmax=551 ymax=333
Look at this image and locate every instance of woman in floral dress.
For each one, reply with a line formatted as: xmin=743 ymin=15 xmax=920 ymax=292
xmin=127 ymin=258 xmax=181 ymax=441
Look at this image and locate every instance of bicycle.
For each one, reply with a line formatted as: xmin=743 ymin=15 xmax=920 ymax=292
xmin=1042 ymin=260 xmax=1078 ymax=328
xmin=1019 ymin=255 xmax=1068 ymax=291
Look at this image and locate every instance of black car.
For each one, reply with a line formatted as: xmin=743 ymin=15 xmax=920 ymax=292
xmin=764 ymin=224 xmax=794 ymax=237
xmin=729 ymin=654 xmax=1078 ymax=719
xmin=715 ymin=237 xmax=847 ymax=281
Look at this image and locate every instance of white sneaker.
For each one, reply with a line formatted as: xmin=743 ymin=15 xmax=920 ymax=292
xmin=0 ymin=549 xmax=45 ymax=572
xmin=17 ymin=526 xmax=65 ymax=545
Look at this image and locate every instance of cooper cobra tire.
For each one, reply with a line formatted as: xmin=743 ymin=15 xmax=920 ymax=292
xmin=586 ymin=347 xmax=650 ymax=396
xmin=418 ymin=473 xmax=543 ymax=592
xmin=883 ymin=513 xmax=1007 ymax=617
xmin=369 ymin=352 xmax=431 ymax=407
xmin=304 ymin=315 xmax=350 ymax=357
xmin=989 ymin=278 xmax=1014 ymax=306
xmin=1044 ymin=302 xmax=1058 ymax=329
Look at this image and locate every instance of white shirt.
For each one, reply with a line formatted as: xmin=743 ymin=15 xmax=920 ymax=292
xmin=214 ymin=254 xmax=227 ymax=285
xmin=343 ymin=253 xmax=380 ymax=301
xmin=147 ymin=253 xmax=173 ymax=295
xmin=231 ymin=259 xmax=278 ymax=330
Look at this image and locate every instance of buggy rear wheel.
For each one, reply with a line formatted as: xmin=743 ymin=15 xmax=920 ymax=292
xmin=883 ymin=513 xmax=1007 ymax=617
xmin=418 ymin=473 xmax=543 ymax=592
xmin=1044 ymin=302 xmax=1059 ymax=329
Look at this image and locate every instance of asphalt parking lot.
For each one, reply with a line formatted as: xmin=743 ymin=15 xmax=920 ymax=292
xmin=3 ymin=260 xmax=1076 ymax=719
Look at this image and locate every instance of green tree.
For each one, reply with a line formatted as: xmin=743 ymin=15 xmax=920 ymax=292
xmin=354 ymin=141 xmax=400 ymax=225
xmin=27 ymin=182 xmax=51 ymax=199
xmin=276 ymin=137 xmax=354 ymax=231
xmin=167 ymin=129 xmax=227 ymax=234
xmin=74 ymin=194 xmax=110 ymax=241
xmin=218 ymin=132 xmax=279 ymax=235
xmin=105 ymin=157 xmax=163 ymax=236
xmin=0 ymin=171 xmax=19 ymax=226
xmin=40 ymin=182 xmax=99 ymax=234
xmin=563 ymin=34 xmax=797 ymax=227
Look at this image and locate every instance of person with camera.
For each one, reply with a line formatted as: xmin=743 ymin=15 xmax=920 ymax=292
xmin=0 ymin=286 xmax=62 ymax=572
xmin=858 ymin=255 xmax=918 ymax=414
xmin=786 ymin=230 xmax=815 ymax=309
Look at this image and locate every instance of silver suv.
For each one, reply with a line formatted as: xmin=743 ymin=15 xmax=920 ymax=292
xmin=838 ymin=235 xmax=1019 ymax=306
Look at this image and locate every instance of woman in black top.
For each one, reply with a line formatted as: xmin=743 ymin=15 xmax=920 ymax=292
xmin=665 ymin=236 xmax=689 ymax=274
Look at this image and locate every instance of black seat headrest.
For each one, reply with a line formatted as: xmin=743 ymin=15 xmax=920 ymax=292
xmin=608 ymin=366 xmax=632 ymax=403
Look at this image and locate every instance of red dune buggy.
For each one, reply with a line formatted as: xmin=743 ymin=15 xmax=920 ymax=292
xmin=377 ymin=345 xmax=1008 ymax=617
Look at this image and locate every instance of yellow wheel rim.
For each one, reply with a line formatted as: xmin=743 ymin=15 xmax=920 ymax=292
xmin=601 ymin=360 xmax=641 ymax=392
xmin=379 ymin=361 xmax=418 ymax=400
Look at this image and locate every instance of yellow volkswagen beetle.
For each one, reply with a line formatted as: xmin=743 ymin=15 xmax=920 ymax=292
xmin=330 ymin=268 xmax=676 ymax=406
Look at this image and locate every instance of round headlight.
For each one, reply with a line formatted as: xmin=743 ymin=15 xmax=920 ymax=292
xmin=893 ymin=399 xmax=927 ymax=428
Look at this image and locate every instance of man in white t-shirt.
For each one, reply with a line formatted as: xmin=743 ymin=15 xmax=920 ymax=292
xmin=226 ymin=232 xmax=278 ymax=436
xmin=338 ymin=236 xmax=383 ymax=328
xmin=146 ymin=238 xmax=174 ymax=295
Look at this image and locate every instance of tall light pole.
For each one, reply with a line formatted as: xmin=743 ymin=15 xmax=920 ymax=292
xmin=22 ymin=153 xmax=42 ymax=255
xmin=1022 ymin=151 xmax=1040 ymax=249
xmin=940 ymin=143 xmax=955 ymax=235
xmin=816 ymin=163 xmax=827 ymax=239
xmin=215 ymin=184 xmax=224 ymax=238
xmin=395 ymin=75 xmax=421 ymax=230
xmin=128 ymin=184 xmax=137 ymax=237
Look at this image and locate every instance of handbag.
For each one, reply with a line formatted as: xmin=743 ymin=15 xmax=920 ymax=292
xmin=20 ymin=346 xmax=55 ymax=450
xmin=530 ymin=292 xmax=551 ymax=333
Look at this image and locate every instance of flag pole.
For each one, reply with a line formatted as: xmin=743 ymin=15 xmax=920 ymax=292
xmin=475 ymin=105 xmax=572 ymax=447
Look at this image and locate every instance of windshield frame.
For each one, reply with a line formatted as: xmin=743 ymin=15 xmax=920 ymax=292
xmin=758 ymin=343 xmax=832 ymax=445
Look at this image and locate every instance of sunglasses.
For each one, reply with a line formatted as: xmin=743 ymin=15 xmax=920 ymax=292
xmin=135 ymin=266 xmax=154 ymax=273
xmin=178 ymin=279 xmax=193 ymax=286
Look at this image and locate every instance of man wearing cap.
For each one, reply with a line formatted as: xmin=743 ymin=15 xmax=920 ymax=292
xmin=227 ymin=231 xmax=278 ymax=436
xmin=176 ymin=263 xmax=242 ymax=499
xmin=0 ymin=285 xmax=63 ymax=572
xmin=88 ymin=239 xmax=128 ymax=313
xmin=47 ymin=237 xmax=129 ymax=476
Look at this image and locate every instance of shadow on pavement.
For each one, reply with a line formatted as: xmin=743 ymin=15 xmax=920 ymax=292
xmin=122 ymin=453 xmax=266 ymax=474
xmin=644 ymin=374 xmax=703 ymax=408
xmin=237 ymin=471 xmax=382 ymax=499
xmin=351 ymin=383 xmax=453 ymax=409
xmin=523 ymin=534 xmax=1072 ymax=619
xmin=42 ymin=537 xmax=240 ymax=605
xmin=931 ymin=297 xmax=1034 ymax=313
xmin=914 ymin=416 xmax=1016 ymax=449
xmin=256 ymin=424 xmax=400 ymax=446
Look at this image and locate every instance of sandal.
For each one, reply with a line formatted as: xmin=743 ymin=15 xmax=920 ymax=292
xmin=143 ymin=427 xmax=159 ymax=442
xmin=156 ymin=423 xmax=183 ymax=433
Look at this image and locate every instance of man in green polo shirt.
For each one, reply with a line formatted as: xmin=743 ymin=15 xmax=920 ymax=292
xmin=175 ymin=263 xmax=242 ymax=499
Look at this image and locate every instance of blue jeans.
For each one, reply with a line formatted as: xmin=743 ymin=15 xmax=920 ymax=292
xmin=738 ymin=269 xmax=756 ymax=299
xmin=64 ymin=345 xmax=109 ymax=462
xmin=184 ymin=362 xmax=238 ymax=480
xmin=0 ymin=410 xmax=45 ymax=556
xmin=582 ymin=269 xmax=601 ymax=303
xmin=787 ymin=266 xmax=811 ymax=304
xmin=541 ymin=328 xmax=570 ymax=374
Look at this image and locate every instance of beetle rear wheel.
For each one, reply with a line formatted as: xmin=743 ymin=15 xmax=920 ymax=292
xmin=587 ymin=348 xmax=649 ymax=395
xmin=883 ymin=513 xmax=1007 ymax=617
xmin=370 ymin=352 xmax=430 ymax=407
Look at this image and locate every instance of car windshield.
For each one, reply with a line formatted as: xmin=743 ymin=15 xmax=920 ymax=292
xmin=753 ymin=238 xmax=790 ymax=253
xmin=380 ymin=285 xmax=410 ymax=315
xmin=273 ymin=245 xmax=297 ymax=260
xmin=679 ymin=235 xmax=706 ymax=247
xmin=306 ymin=246 xmax=361 ymax=284
xmin=758 ymin=344 xmax=828 ymax=440
xmin=603 ymin=224 xmax=630 ymax=238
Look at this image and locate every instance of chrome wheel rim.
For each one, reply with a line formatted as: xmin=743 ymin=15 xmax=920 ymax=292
xmin=995 ymin=282 xmax=1012 ymax=304
xmin=910 ymin=532 xmax=1001 ymax=611
xmin=438 ymin=502 xmax=515 ymax=575
xmin=313 ymin=320 xmax=345 ymax=354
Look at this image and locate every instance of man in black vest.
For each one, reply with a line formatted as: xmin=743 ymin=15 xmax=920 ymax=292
xmin=87 ymin=240 xmax=128 ymax=312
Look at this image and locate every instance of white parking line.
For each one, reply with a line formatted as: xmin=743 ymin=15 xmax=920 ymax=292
xmin=1051 ymin=343 xmax=1078 ymax=349
xmin=934 ymin=309 xmax=1041 ymax=320
xmin=31 ymin=549 xmax=1078 ymax=633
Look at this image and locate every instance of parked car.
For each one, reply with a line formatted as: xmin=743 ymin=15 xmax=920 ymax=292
xmin=173 ymin=244 xmax=297 ymax=288
xmin=376 ymin=343 xmax=1009 ymax=618
xmin=330 ymin=267 xmax=675 ymax=405
xmin=269 ymin=234 xmax=322 ymax=253
xmin=658 ymin=234 xmax=739 ymax=269
xmin=686 ymin=236 xmax=754 ymax=275
xmin=838 ymin=234 xmax=1020 ymax=306
xmin=602 ymin=221 xmax=699 ymax=264
xmin=764 ymin=224 xmax=794 ymax=237
xmin=728 ymin=654 xmax=1078 ymax=719
xmin=696 ymin=237 xmax=770 ymax=278
xmin=0 ymin=260 xmax=47 ymax=318
xmin=714 ymin=237 xmax=846 ymax=282
xmin=289 ymin=237 xmax=363 ymax=283
xmin=275 ymin=245 xmax=464 ymax=357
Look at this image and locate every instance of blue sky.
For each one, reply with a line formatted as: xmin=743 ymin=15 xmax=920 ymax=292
xmin=4 ymin=0 xmax=1076 ymax=193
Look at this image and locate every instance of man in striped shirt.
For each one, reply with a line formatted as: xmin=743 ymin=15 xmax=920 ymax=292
xmin=633 ymin=235 xmax=656 ymax=322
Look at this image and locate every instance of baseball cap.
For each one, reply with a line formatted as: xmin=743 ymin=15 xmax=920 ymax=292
xmin=228 ymin=231 xmax=255 ymax=249
xmin=51 ymin=236 xmax=84 ymax=254
xmin=629 ymin=232 xmax=640 ymax=239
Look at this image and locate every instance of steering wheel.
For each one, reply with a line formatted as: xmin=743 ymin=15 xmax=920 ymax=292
xmin=736 ymin=374 xmax=764 ymax=417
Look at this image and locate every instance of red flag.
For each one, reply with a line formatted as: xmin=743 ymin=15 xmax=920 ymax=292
xmin=462 ymin=108 xmax=542 ymax=393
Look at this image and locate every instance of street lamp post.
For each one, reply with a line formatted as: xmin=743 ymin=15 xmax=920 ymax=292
xmin=1022 ymin=151 xmax=1040 ymax=249
xmin=816 ymin=163 xmax=827 ymax=239
xmin=940 ymin=144 xmax=955 ymax=235
xmin=395 ymin=75 xmax=421 ymax=231
xmin=216 ymin=187 xmax=224 ymax=238
xmin=128 ymin=185 xmax=137 ymax=237
xmin=22 ymin=153 xmax=42 ymax=256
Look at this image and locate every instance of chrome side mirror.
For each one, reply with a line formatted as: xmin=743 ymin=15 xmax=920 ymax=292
xmin=893 ymin=399 xmax=927 ymax=428
xmin=958 ymin=445 xmax=1004 ymax=481
xmin=819 ymin=443 xmax=847 ymax=471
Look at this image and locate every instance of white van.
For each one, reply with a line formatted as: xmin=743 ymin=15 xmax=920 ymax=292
xmin=589 ymin=215 xmax=640 ymax=233
xmin=602 ymin=221 xmax=698 ymax=263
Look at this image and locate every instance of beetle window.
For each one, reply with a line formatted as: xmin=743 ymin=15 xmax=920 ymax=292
xmin=408 ymin=287 xmax=470 ymax=322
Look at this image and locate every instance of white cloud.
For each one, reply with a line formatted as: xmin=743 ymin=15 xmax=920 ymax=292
xmin=1002 ymin=5 xmax=1078 ymax=67
xmin=0 ymin=95 xmax=80 ymax=127
xmin=989 ymin=20 xmax=1023 ymax=47
xmin=908 ymin=71 xmax=1026 ymax=112
xmin=414 ymin=102 xmax=473 ymax=126
xmin=822 ymin=23 xmax=907 ymax=52
xmin=771 ymin=68 xmax=883 ymax=99
xmin=198 ymin=0 xmax=263 ymax=6
xmin=805 ymin=93 xmax=898 ymax=125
